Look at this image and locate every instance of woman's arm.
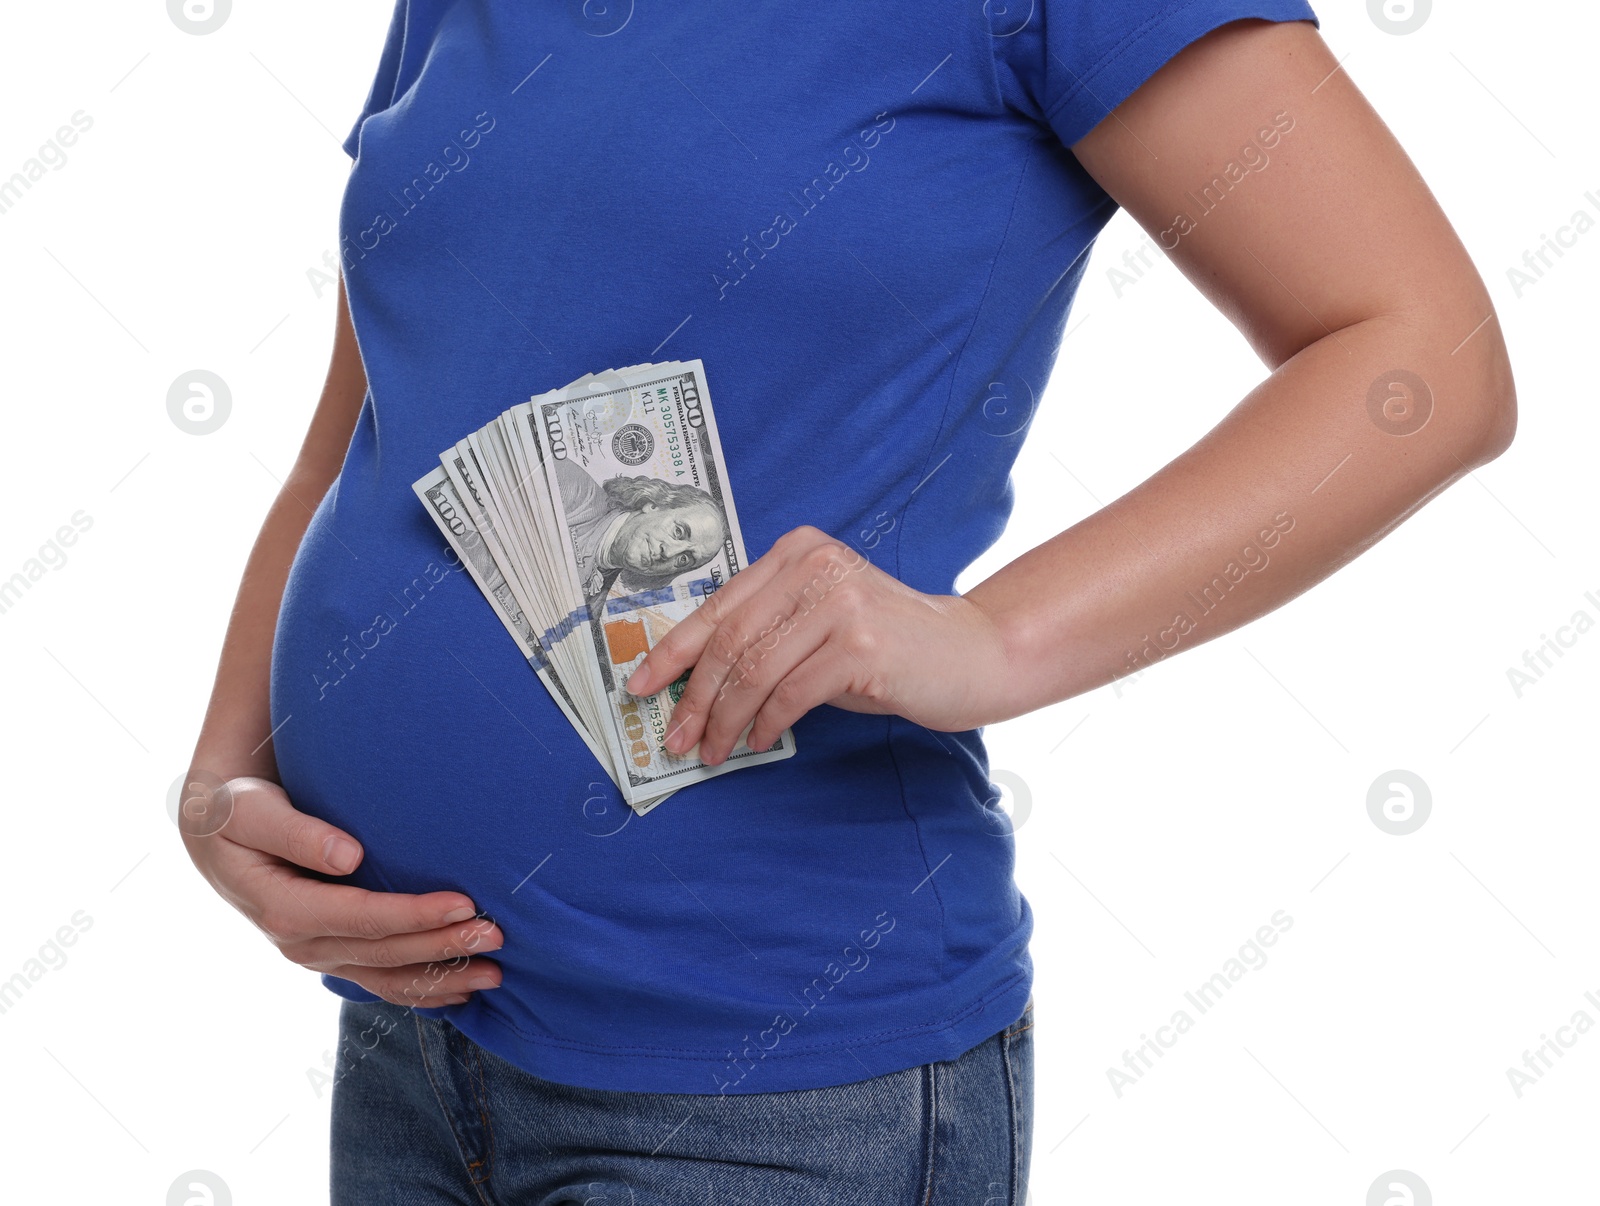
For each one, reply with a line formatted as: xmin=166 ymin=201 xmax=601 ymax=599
xmin=964 ymin=15 xmax=1516 ymax=716
xmin=624 ymin=17 xmax=1516 ymax=760
xmin=188 ymin=275 xmax=369 ymax=784
xmin=183 ymin=277 xmax=504 ymax=1007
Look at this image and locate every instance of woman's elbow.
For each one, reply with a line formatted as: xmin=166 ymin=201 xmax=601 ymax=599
xmin=1464 ymin=327 xmax=1518 ymax=467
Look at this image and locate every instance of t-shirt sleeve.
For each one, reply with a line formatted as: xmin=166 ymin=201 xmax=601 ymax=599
xmin=341 ymin=0 xmax=414 ymax=159
xmin=991 ymin=0 xmax=1320 ymax=149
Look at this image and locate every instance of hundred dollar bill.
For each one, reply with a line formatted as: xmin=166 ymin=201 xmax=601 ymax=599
xmin=530 ymin=359 xmax=796 ymax=804
xmin=412 ymin=359 xmax=787 ymax=814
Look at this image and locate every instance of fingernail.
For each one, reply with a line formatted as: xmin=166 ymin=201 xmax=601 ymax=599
xmin=442 ymin=905 xmax=477 ymax=924
xmin=625 ymin=666 xmax=647 ymax=694
xmin=468 ymin=973 xmax=500 ymax=990
xmin=437 ymin=995 xmax=470 ymax=1006
xmin=323 ymin=836 xmax=361 ymax=874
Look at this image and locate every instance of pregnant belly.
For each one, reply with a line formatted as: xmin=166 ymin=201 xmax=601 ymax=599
xmin=265 ymin=481 xmax=962 ymax=1040
xmin=269 ymin=481 xmax=598 ymax=895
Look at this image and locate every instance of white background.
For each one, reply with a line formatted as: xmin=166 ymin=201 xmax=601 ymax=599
xmin=0 ymin=1 xmax=1593 ymax=1202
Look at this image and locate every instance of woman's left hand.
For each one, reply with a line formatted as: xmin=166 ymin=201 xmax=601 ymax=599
xmin=622 ymin=525 xmax=1013 ymax=764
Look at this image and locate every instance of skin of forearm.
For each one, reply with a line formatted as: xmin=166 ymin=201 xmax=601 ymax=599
xmin=190 ymin=276 xmax=364 ymax=784
xmin=963 ymin=309 xmax=1515 ymax=722
xmin=189 ymin=462 xmax=340 ymax=782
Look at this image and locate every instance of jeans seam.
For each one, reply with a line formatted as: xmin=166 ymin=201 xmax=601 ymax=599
xmin=1001 ymin=1028 xmax=1022 ymax=1206
xmin=414 ymin=1013 xmax=497 ymax=1206
xmin=919 ymin=1058 xmax=938 ymax=1206
xmin=469 ymin=1040 xmax=498 ymax=1190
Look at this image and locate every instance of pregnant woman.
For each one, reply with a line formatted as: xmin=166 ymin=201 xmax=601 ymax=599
xmin=182 ymin=1 xmax=1514 ymax=1201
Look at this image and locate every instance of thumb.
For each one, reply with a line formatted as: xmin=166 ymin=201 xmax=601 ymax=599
xmin=214 ymin=775 xmax=365 ymax=876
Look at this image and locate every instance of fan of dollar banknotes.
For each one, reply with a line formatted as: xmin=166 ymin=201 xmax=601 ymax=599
xmin=413 ymin=359 xmax=797 ymax=815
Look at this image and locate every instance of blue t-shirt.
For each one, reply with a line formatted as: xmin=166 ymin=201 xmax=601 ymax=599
xmin=272 ymin=0 xmax=1317 ymax=1094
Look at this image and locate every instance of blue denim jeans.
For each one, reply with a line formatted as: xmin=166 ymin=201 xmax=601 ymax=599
xmin=330 ymin=995 xmax=1034 ymax=1205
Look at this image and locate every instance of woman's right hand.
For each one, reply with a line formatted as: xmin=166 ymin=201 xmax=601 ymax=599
xmin=180 ymin=775 xmax=502 ymax=1008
